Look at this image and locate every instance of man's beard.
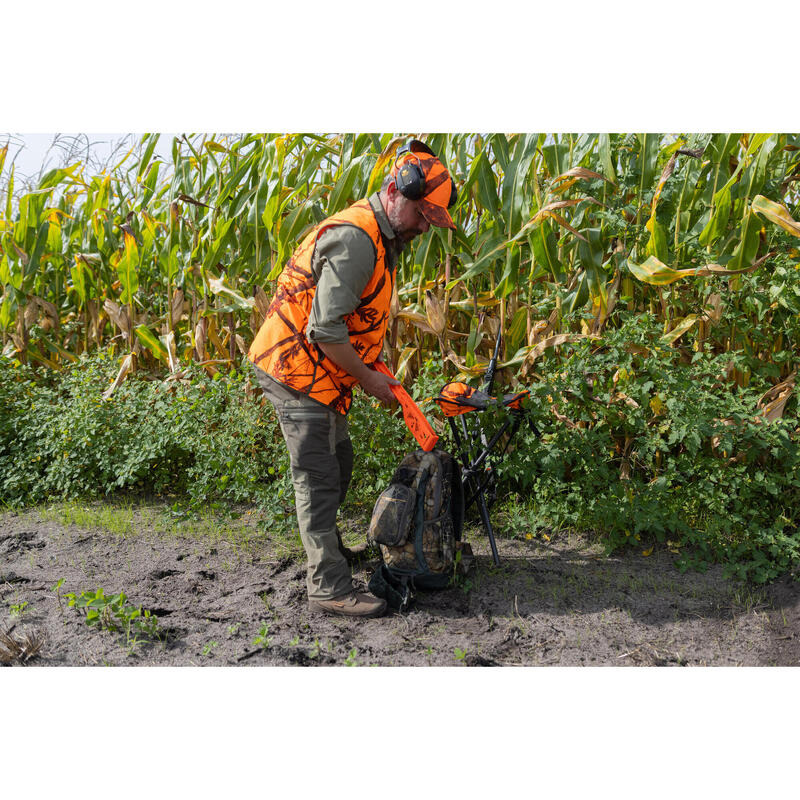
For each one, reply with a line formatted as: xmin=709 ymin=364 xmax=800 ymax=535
xmin=387 ymin=205 xmax=415 ymax=250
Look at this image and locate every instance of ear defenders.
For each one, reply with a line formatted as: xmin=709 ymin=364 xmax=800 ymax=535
xmin=393 ymin=140 xmax=457 ymax=208
xmin=393 ymin=140 xmax=431 ymax=201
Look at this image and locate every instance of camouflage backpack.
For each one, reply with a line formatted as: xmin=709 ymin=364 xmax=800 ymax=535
xmin=367 ymin=448 xmax=465 ymax=610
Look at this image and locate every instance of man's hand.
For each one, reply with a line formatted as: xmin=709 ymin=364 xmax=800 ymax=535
xmin=360 ymin=367 xmax=400 ymax=404
xmin=317 ymin=341 xmax=399 ymax=405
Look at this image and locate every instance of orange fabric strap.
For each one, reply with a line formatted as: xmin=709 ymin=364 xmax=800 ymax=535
xmin=373 ymin=361 xmax=439 ymax=452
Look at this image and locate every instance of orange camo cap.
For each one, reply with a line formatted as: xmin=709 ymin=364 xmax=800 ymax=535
xmin=391 ymin=147 xmax=457 ymax=230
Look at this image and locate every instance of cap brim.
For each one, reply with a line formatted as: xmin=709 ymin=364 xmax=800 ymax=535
xmin=419 ymin=198 xmax=456 ymax=230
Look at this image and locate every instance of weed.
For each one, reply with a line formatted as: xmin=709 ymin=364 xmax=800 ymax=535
xmin=227 ymin=623 xmax=241 ymax=635
xmin=52 ymin=578 xmax=65 ymax=614
xmin=344 ymin=648 xmax=359 ymax=666
xmin=289 ymin=635 xmax=300 ymax=646
xmin=64 ymin=588 xmax=159 ymax=646
xmin=9 ymin=600 xmax=29 ymax=617
xmin=454 ymin=647 xmax=467 ymax=662
xmin=202 ymin=640 xmax=219 ymax=656
xmin=309 ymin=639 xmax=321 ymax=659
xmin=253 ymin=624 xmax=271 ymax=649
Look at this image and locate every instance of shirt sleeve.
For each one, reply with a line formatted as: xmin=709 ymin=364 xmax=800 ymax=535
xmin=306 ymin=224 xmax=377 ymax=344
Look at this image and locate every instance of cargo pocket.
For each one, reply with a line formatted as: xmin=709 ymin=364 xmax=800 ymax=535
xmin=279 ymin=402 xmax=337 ymax=472
xmin=369 ymin=484 xmax=415 ymax=546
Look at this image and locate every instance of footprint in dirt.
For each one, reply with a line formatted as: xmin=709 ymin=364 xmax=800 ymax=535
xmin=0 ymin=531 xmax=46 ymax=555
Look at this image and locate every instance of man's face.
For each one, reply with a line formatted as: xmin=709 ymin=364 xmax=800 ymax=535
xmin=386 ymin=192 xmax=431 ymax=244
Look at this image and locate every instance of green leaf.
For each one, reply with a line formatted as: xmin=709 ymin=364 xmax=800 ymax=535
xmin=644 ymin=215 xmax=669 ymax=262
xmin=698 ymin=185 xmax=732 ymax=247
xmin=530 ymin=222 xmax=565 ymax=283
xmin=137 ymin=132 xmax=161 ymax=179
xmin=728 ymin=209 xmax=761 ymax=270
xmin=135 ymin=324 xmax=169 ymax=361
xmin=24 ymin=221 xmax=51 ymax=286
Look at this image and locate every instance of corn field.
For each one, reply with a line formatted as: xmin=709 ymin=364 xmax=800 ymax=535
xmin=1 ymin=132 xmax=799 ymax=407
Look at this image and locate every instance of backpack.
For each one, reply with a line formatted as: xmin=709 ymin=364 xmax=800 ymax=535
xmin=367 ymin=448 xmax=466 ymax=611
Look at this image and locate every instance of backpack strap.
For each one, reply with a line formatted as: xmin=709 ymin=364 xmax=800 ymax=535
xmin=368 ymin=564 xmax=416 ymax=612
xmin=413 ymin=465 xmax=431 ymax=573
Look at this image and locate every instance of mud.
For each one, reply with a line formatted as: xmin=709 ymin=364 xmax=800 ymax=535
xmin=1 ymin=504 xmax=799 ymax=667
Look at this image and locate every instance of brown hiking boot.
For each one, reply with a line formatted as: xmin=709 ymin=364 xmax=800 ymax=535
xmin=309 ymin=590 xmax=387 ymax=618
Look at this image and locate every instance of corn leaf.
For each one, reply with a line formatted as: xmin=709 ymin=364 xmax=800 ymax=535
xmin=752 ymin=195 xmax=800 ymax=238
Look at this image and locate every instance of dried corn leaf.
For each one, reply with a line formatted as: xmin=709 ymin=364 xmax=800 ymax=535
xmin=206 ymin=317 xmax=229 ymax=360
xmin=757 ymin=371 xmax=796 ymax=422
xmin=397 ymin=309 xmax=436 ymax=336
xmin=104 ymin=299 xmax=131 ymax=336
xmin=660 ymin=314 xmax=698 ymax=345
xmin=628 ymin=253 xmax=772 ymax=286
xmin=552 ymin=166 xmax=613 ymax=185
xmin=170 ymin=288 xmax=184 ymax=329
xmin=162 ymin=330 xmax=179 ymax=372
xmin=550 ymin=403 xmax=579 ymax=429
xmin=394 ymin=346 xmax=418 ymax=383
xmin=444 ymin=351 xmax=490 ymax=377
xmin=207 ymin=275 xmax=255 ymax=311
xmin=194 ymin=318 xmax=207 ymax=361
xmin=752 ymin=195 xmax=800 ymax=238
xmin=253 ymin=284 xmax=270 ymax=322
xmin=424 ymin=289 xmax=446 ymax=336
xmin=102 ymin=353 xmax=134 ymax=400
xmin=521 ymin=333 xmax=598 ymax=374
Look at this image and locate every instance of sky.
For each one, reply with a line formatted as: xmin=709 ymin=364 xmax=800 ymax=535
xmin=2 ymin=132 xmax=174 ymax=186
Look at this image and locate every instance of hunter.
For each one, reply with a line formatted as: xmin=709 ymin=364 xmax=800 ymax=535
xmin=248 ymin=139 xmax=457 ymax=618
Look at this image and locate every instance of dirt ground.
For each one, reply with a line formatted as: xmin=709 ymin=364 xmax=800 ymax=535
xmin=1 ymin=503 xmax=799 ymax=667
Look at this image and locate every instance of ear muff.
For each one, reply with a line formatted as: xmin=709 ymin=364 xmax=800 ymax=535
xmin=394 ymin=139 xmax=456 ymax=207
xmin=394 ymin=143 xmax=426 ymax=201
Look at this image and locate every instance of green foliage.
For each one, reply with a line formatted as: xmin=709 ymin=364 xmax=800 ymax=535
xmin=0 ymin=349 xmax=286 ymax=509
xmin=253 ymin=623 xmax=272 ymax=650
xmin=64 ymin=587 xmax=159 ymax=644
xmin=9 ymin=600 xmax=29 ymax=617
xmin=494 ymin=313 xmax=800 ymax=583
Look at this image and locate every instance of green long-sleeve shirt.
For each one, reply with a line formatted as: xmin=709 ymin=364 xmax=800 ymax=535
xmin=306 ymin=193 xmax=400 ymax=345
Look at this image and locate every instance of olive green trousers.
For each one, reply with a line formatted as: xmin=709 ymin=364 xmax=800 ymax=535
xmin=254 ymin=367 xmax=354 ymax=600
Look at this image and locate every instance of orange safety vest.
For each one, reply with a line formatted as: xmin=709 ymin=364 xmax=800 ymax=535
xmin=248 ymin=199 xmax=393 ymax=415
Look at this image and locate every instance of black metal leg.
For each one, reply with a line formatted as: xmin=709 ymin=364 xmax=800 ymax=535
xmin=477 ymin=486 xmax=500 ymax=566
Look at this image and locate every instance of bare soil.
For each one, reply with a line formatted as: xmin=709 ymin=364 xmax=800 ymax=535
xmin=2 ymin=504 xmax=799 ymax=667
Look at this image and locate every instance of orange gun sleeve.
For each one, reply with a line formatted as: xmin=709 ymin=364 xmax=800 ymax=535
xmin=372 ymin=361 xmax=439 ymax=452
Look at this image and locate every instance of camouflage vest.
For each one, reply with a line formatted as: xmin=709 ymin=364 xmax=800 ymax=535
xmin=248 ymin=199 xmax=392 ymax=415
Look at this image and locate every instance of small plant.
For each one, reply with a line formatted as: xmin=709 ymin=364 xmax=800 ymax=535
xmin=9 ymin=601 xmax=29 ymax=618
xmin=64 ymin=588 xmax=159 ymax=645
xmin=202 ymin=640 xmax=219 ymax=656
xmin=289 ymin=634 xmax=300 ymax=646
xmin=344 ymin=647 xmax=359 ymax=666
xmin=309 ymin=639 xmax=321 ymax=660
xmin=52 ymin=578 xmax=65 ymax=614
xmin=454 ymin=647 xmax=467 ymax=662
xmin=253 ymin=624 xmax=271 ymax=649
xmin=227 ymin=623 xmax=241 ymax=635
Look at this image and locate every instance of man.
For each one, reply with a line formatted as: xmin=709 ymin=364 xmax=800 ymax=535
xmin=248 ymin=138 xmax=457 ymax=618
